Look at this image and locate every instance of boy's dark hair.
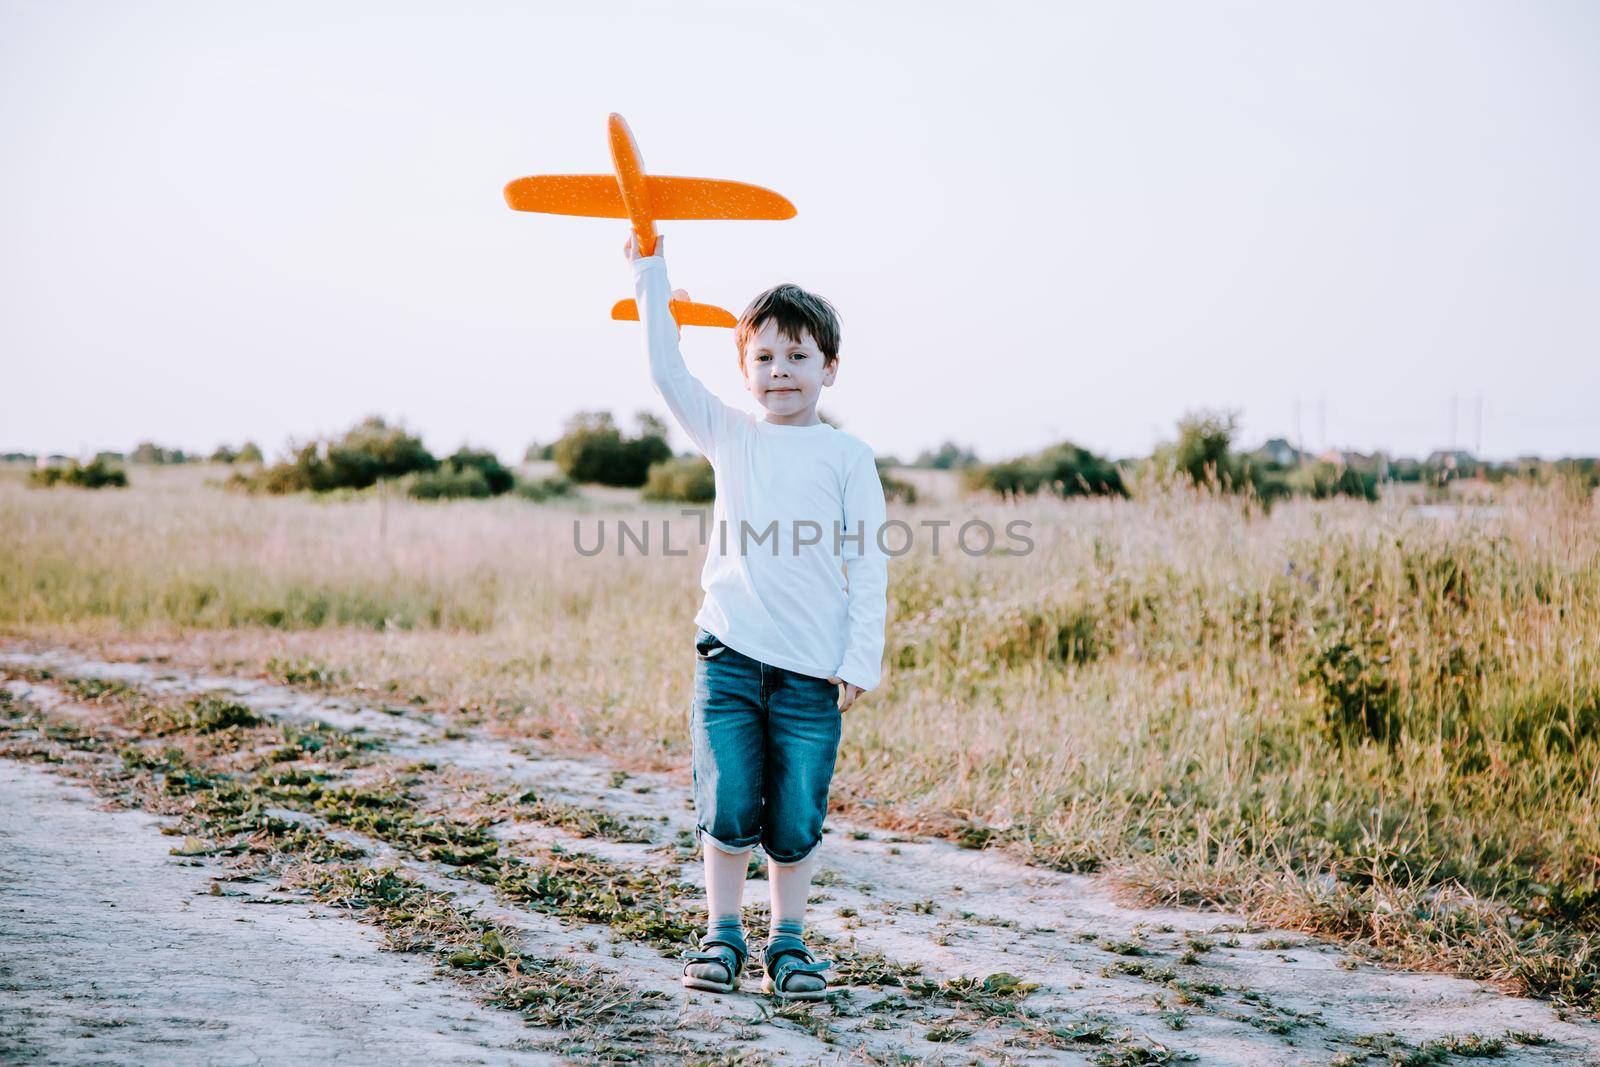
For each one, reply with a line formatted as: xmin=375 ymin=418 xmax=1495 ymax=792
xmin=735 ymin=284 xmax=841 ymax=372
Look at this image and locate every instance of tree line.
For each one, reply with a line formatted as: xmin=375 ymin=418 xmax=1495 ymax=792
xmin=17 ymin=407 xmax=1596 ymax=503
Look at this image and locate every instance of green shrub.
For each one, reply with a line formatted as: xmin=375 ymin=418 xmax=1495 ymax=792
xmin=1302 ymin=461 xmax=1378 ymax=502
xmin=407 ymin=466 xmax=493 ymax=500
xmin=324 ymin=416 xmax=438 ymax=488
xmin=514 ymin=473 xmax=575 ymax=502
xmin=209 ymin=441 xmax=265 ymax=465
xmin=911 ymin=440 xmax=980 ymax=469
xmin=1142 ymin=411 xmax=1380 ymax=506
xmin=551 ymin=411 xmax=671 ymax=487
xmin=233 ymin=416 xmax=437 ymax=495
xmin=963 ymin=441 xmax=1125 ymax=499
xmin=233 ymin=444 xmax=321 ymax=494
xmin=1249 ymin=461 xmax=1378 ymax=505
xmin=642 ymin=456 xmax=715 ymax=503
xmin=28 ymin=459 xmax=128 ymax=489
xmin=129 ymin=442 xmax=190 ymax=465
xmin=1147 ymin=408 xmax=1249 ymax=490
xmin=404 ymin=448 xmax=516 ymax=499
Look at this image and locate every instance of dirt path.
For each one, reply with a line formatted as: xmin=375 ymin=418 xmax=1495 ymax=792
xmin=5 ymin=642 xmax=1600 ymax=1066
xmin=0 ymin=758 xmax=545 ymax=1066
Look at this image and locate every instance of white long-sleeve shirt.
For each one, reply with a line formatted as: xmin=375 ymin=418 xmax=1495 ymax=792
xmin=631 ymin=254 xmax=889 ymax=692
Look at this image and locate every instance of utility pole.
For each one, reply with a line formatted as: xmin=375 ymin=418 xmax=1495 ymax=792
xmin=1474 ymin=394 xmax=1484 ymax=456
xmin=1450 ymin=393 xmax=1459 ymax=451
xmin=1293 ymin=396 xmax=1303 ymax=465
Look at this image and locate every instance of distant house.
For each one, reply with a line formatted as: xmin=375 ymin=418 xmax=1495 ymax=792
xmin=1256 ymin=437 xmax=1302 ymax=467
xmin=1301 ymin=448 xmax=1392 ymax=480
xmin=1388 ymin=456 xmax=1423 ymax=482
xmin=1425 ymin=449 xmax=1477 ymax=471
xmin=1505 ymin=455 xmax=1544 ymax=478
xmin=1334 ymin=450 xmax=1390 ymax=477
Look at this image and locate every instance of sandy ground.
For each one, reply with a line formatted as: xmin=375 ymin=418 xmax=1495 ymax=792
xmin=6 ymin=642 xmax=1600 ymax=1065
xmin=0 ymin=758 xmax=547 ymax=1066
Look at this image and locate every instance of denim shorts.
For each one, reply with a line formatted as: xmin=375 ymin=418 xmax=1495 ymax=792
xmin=690 ymin=627 xmax=842 ymax=865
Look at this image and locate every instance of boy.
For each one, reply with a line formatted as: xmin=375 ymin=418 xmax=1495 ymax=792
xmin=622 ymin=234 xmax=888 ymax=1000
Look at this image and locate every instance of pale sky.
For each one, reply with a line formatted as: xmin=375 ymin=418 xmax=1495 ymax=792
xmin=3 ymin=0 xmax=1596 ymax=464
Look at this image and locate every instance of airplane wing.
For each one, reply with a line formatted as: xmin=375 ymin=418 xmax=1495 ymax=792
xmin=504 ymin=174 xmax=794 ymax=221
xmin=612 ymin=298 xmax=737 ymax=329
xmin=504 ymin=175 xmax=626 ymax=217
xmin=643 ymin=176 xmax=796 ymax=220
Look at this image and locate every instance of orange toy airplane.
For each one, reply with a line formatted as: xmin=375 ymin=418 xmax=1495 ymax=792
xmin=504 ymin=113 xmax=796 ymax=329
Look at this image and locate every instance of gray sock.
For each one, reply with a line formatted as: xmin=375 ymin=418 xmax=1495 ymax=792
xmin=686 ymin=912 xmax=745 ymax=985
xmin=766 ymin=917 xmax=823 ymax=991
xmin=708 ymin=912 xmax=746 ymax=951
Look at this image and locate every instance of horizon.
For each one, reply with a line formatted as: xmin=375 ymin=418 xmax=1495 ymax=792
xmin=8 ymin=411 xmax=1595 ymax=468
xmin=3 ymin=2 xmax=1596 ymax=464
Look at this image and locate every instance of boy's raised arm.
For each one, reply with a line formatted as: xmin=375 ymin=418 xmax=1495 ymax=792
xmin=833 ymin=445 xmax=889 ymax=693
xmin=628 ymin=237 xmax=740 ymax=465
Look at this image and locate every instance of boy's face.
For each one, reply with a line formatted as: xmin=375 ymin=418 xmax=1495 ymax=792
xmin=742 ymin=319 xmax=837 ymax=425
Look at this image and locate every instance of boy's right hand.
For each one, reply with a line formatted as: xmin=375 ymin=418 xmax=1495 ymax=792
xmin=623 ymin=232 xmax=663 ymax=263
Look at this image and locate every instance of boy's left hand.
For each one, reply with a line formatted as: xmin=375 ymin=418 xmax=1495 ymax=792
xmin=828 ymin=676 xmax=865 ymax=714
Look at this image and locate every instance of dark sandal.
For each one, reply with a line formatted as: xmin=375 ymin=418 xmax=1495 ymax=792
xmin=761 ymin=938 xmax=834 ymax=1001
xmin=681 ymin=937 xmax=747 ymax=994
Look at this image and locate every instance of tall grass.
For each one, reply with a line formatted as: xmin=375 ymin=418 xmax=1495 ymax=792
xmin=4 ymin=463 xmax=1599 ymax=1007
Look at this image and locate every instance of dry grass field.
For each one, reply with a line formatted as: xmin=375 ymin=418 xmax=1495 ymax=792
xmin=4 ymin=461 xmax=1599 ymax=1061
